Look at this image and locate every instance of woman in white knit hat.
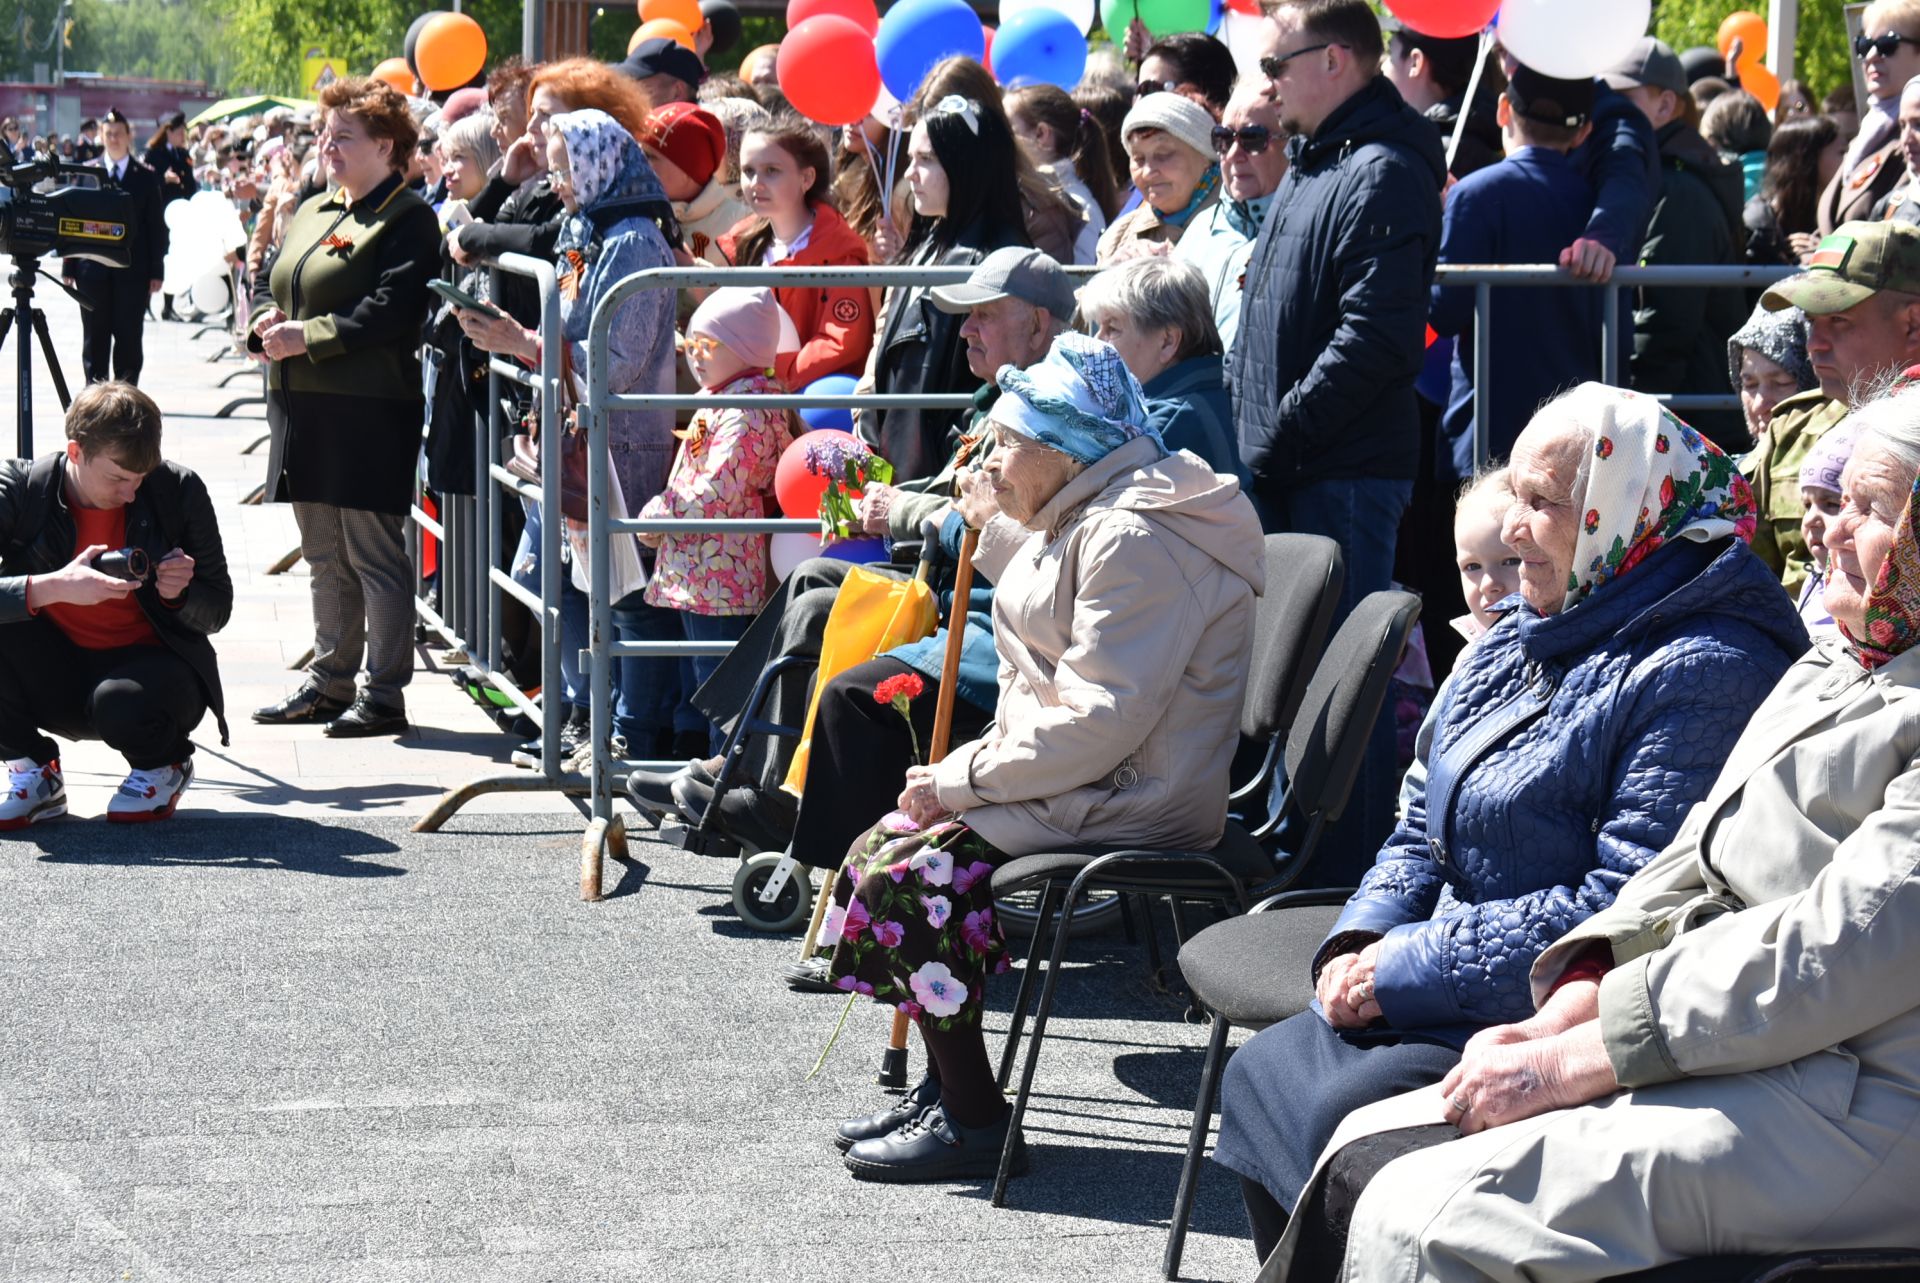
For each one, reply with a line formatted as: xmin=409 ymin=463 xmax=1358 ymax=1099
xmin=1097 ymin=92 xmax=1222 ymax=264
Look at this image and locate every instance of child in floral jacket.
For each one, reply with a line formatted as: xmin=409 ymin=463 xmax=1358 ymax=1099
xmin=639 ymin=287 xmax=796 ymax=751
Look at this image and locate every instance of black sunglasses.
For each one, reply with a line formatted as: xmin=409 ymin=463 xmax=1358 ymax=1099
xmin=1136 ymin=78 xmax=1180 ymax=98
xmin=1855 ymin=31 xmax=1920 ymax=58
xmin=1259 ymin=42 xmax=1340 ymax=80
xmin=1211 ymin=123 xmax=1274 ymax=154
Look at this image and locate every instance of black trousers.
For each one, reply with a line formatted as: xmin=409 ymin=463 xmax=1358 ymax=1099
xmin=77 ymin=269 xmax=151 ymax=385
xmin=789 ymin=656 xmax=991 ymax=871
xmin=0 ymin=619 xmax=206 ymax=769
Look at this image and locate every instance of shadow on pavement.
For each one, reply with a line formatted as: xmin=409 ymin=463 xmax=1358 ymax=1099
xmin=24 ymin=815 xmax=407 ymax=877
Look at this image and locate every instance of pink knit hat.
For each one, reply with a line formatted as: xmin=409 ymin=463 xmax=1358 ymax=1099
xmin=687 ymin=286 xmax=782 ymax=371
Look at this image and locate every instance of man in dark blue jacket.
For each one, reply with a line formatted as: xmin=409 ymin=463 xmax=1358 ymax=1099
xmin=1231 ymin=0 xmax=1445 ymax=614
xmin=1429 ymin=66 xmax=1606 ymax=481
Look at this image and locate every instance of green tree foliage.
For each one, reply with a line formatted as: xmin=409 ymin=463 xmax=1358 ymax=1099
xmin=1652 ymin=0 xmax=1857 ymax=104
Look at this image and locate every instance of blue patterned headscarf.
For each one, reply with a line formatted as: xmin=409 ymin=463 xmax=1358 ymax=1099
xmin=549 ymin=108 xmax=674 ymax=256
xmin=993 ymin=334 xmax=1164 ymax=465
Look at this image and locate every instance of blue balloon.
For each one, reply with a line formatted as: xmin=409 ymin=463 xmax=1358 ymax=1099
xmin=824 ymin=536 xmax=890 ymax=564
xmin=992 ymin=5 xmax=1087 ymax=89
xmin=798 ymin=374 xmax=857 ymax=432
xmin=875 ymin=0 xmax=985 ymax=102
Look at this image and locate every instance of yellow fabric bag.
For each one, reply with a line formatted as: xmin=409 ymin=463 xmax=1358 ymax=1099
xmin=780 ymin=566 xmax=938 ymax=798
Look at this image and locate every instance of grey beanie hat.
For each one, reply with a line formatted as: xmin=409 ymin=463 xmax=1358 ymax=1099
xmin=1727 ymin=297 xmax=1817 ymax=395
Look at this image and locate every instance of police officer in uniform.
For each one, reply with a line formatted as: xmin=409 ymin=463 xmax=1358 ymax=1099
xmin=61 ymin=109 xmax=167 ymax=386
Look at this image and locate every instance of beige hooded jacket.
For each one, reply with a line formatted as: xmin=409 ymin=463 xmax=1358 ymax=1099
xmin=928 ymin=436 xmax=1266 ymax=857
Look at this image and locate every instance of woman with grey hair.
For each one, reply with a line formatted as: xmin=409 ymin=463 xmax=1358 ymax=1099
xmin=437 ymin=112 xmax=501 ymax=228
xmin=1076 ymin=256 xmax=1241 ymax=479
xmin=1727 ymin=297 xmax=1817 ymax=449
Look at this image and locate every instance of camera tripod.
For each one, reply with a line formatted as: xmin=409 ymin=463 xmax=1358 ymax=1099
xmin=0 ymin=259 xmax=81 ymax=460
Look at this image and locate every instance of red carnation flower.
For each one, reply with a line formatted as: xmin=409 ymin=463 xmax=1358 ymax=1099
xmin=873 ymin=673 xmax=926 ymax=705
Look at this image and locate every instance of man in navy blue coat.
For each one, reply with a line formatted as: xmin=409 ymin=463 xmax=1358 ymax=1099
xmin=1429 ymin=66 xmax=1607 ymax=482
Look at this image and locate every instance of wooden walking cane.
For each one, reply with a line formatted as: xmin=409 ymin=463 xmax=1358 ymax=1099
xmin=877 ymin=523 xmax=980 ymax=1090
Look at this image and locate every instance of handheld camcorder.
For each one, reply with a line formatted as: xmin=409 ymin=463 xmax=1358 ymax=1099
xmin=93 ymin=548 xmax=150 ymax=583
xmin=0 ymin=151 xmax=134 ymax=267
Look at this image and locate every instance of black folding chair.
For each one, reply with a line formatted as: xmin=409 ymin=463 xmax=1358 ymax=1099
xmin=989 ymin=588 xmax=1422 ymax=1209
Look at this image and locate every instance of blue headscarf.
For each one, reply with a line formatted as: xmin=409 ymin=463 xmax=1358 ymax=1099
xmin=994 ymin=333 xmax=1164 ymax=465
xmin=549 ymin=108 xmax=675 ymax=258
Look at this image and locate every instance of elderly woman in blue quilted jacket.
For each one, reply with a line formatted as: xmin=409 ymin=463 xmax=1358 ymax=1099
xmin=1212 ymin=383 xmax=1809 ymax=1259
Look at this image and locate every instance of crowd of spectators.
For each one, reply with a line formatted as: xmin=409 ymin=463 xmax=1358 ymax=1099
xmin=38 ymin=0 xmax=1920 ymax=1272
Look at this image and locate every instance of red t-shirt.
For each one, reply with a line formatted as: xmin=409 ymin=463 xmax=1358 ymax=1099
xmin=39 ymin=506 xmax=160 ymax=651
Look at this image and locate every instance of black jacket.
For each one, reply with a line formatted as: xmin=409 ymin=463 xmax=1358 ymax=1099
xmin=461 ymin=170 xmax=565 ymax=328
xmin=143 ymin=142 xmax=198 ymax=205
xmin=0 ymin=453 xmax=233 ymax=743
xmin=1425 ymin=92 xmax=1503 ymax=180
xmin=1231 ymin=76 xmax=1446 ymax=496
xmin=65 ymin=156 xmax=167 ymax=285
xmin=1631 ymin=122 xmax=1750 ymax=453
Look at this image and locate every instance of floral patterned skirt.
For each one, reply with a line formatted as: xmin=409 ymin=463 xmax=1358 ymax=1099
xmin=822 ymin=816 xmax=1010 ymax=1029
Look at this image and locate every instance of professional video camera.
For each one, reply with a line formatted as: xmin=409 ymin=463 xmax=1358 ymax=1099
xmin=0 ymin=151 xmax=134 ymax=266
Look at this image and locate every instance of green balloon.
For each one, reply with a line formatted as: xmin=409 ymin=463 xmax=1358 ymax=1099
xmin=1100 ymin=0 xmax=1209 ymax=37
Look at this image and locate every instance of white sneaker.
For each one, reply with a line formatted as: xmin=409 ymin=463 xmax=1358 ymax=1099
xmin=0 ymin=758 xmax=66 ymax=831
xmin=106 ymin=759 xmax=193 ymax=824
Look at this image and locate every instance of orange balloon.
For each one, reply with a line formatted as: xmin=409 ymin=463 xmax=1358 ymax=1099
xmin=638 ymin=0 xmax=704 ymax=33
xmin=1742 ymin=61 xmax=1781 ymax=113
xmin=1716 ymin=10 xmax=1767 ymax=60
xmin=631 ymin=17 xmax=698 ymax=51
xmin=371 ymin=57 xmax=416 ymax=95
xmin=416 ymin=11 xmax=488 ymax=91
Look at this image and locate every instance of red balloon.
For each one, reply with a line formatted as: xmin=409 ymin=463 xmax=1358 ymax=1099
xmin=775 ymin=430 xmax=874 ymax=519
xmin=778 ymin=16 xmax=884 ymax=127
xmin=982 ymin=23 xmax=995 ymax=79
xmin=1382 ymin=0 xmax=1499 ymax=39
xmin=786 ymin=0 xmax=878 ymax=37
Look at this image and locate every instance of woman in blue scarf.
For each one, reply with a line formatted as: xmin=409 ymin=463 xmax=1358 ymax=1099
xmin=457 ymin=108 xmax=683 ymax=761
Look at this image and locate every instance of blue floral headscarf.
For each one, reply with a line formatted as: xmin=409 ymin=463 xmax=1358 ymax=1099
xmin=549 ymin=108 xmax=674 ymax=257
xmin=993 ymin=334 xmax=1164 ymax=465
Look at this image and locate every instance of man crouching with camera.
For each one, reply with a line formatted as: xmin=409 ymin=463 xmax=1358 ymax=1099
xmin=0 ymin=382 xmax=231 ymax=827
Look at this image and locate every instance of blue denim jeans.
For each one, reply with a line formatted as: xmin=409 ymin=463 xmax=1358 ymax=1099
xmin=510 ymin=502 xmax=587 ymax=713
xmin=610 ymin=590 xmax=682 ymax=753
xmin=1261 ymin=477 xmax=1414 ymax=887
xmin=677 ymin=611 xmax=752 ymax=754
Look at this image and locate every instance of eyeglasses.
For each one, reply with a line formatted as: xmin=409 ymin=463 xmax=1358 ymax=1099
xmin=1259 ymin=43 xmax=1339 ymax=80
xmin=1137 ymin=79 xmax=1180 ymax=98
xmin=1212 ymin=123 xmax=1274 ymax=154
xmin=1855 ymin=31 xmax=1920 ymax=58
xmin=681 ymin=334 xmax=723 ymax=358
xmin=548 ymin=165 xmax=571 ymax=185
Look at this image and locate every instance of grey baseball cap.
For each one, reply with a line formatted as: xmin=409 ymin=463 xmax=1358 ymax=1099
xmin=930 ymin=247 xmax=1078 ymax=324
xmin=1602 ymin=37 xmax=1687 ymax=97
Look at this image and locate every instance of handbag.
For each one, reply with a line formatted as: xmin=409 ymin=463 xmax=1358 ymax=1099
xmin=507 ymin=341 xmax=589 ymax=521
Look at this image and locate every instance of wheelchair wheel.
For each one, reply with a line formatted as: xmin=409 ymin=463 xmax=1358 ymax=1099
xmin=996 ymin=884 xmax=1124 ymax=938
xmin=731 ymin=851 xmax=813 ymax=933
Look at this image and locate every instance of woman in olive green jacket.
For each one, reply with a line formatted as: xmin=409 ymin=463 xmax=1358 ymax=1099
xmin=249 ymin=77 xmax=439 ymax=738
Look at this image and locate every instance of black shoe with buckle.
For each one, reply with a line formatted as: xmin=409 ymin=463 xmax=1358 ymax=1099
xmin=835 ymin=1073 xmax=942 ymax=1153
xmin=322 ymin=696 xmax=408 ymax=738
xmin=843 ymin=1100 xmax=1025 ymax=1182
xmin=253 ymin=683 xmax=351 ymax=725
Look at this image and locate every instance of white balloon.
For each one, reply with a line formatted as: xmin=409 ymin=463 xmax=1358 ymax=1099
xmin=1218 ymin=8 xmax=1266 ymax=79
xmin=997 ymin=0 xmax=1096 ymax=38
xmin=187 ymin=269 xmax=232 ymax=317
xmin=1498 ymin=0 xmax=1651 ymax=81
xmin=769 ymin=531 xmax=823 ymax=581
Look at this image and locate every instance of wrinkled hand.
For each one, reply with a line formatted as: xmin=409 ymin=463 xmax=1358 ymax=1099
xmin=897 ymin=764 xmax=951 ymax=827
xmin=28 ymin=544 xmax=139 ymax=610
xmin=447 ymin=224 xmax=478 ymax=268
xmin=856 ymin=482 xmax=897 ymax=535
xmin=251 ymin=305 xmax=287 ymax=335
xmin=259 ymin=321 xmax=307 ymax=360
xmin=1440 ymin=1019 xmax=1618 ymax=1135
xmin=502 ymin=133 xmax=541 ymax=187
xmin=1342 ymin=940 xmax=1384 ymax=1024
xmin=954 ymin=468 xmax=998 ymax=530
xmin=154 ymin=547 xmax=195 ymax=602
xmin=1316 ymin=951 xmax=1370 ymax=1029
xmin=455 ymin=306 xmax=536 ymax=360
xmin=1559 ymin=237 xmax=1617 ymax=283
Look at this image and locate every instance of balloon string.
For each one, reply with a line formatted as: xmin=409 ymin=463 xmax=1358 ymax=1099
xmin=1447 ymin=29 xmax=1493 ymax=174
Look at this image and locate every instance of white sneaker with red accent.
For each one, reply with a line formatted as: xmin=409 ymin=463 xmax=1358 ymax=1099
xmin=0 ymin=757 xmax=66 ymax=830
xmin=106 ymin=759 xmax=193 ymax=823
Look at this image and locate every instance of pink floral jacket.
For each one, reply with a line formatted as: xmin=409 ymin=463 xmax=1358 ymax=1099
xmin=641 ymin=371 xmax=790 ymax=615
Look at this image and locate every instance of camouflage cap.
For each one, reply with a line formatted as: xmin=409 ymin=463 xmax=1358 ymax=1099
xmin=1762 ymin=221 xmax=1920 ymax=316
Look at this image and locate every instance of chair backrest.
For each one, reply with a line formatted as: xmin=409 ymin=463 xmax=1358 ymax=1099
xmin=1283 ymin=590 xmax=1422 ymax=828
xmin=1240 ymin=534 xmax=1344 ymax=743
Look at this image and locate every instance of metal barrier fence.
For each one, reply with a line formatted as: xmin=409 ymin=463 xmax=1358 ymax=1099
xmin=396 ymin=260 xmax=1799 ymax=897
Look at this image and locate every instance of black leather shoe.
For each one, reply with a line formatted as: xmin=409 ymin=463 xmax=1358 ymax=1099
xmin=783 ymin=955 xmax=841 ymax=994
xmin=715 ymin=785 xmax=797 ymax=852
xmin=322 ymin=696 xmax=408 ymax=738
xmin=835 ymin=1073 xmax=942 ymax=1153
xmin=626 ymin=759 xmax=715 ymax=816
xmin=843 ymin=1100 xmax=1025 ymax=1182
xmin=253 ymin=683 xmax=351 ymax=725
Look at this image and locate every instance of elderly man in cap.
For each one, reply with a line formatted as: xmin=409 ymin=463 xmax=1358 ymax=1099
xmin=1748 ymin=220 xmax=1920 ymax=596
xmin=1604 ymin=35 xmax=1749 ymax=452
xmin=626 ymin=248 xmax=1076 ymax=861
xmin=621 ymin=36 xmax=704 ymax=106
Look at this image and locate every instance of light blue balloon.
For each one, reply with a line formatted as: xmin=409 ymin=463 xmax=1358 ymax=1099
xmin=799 ymin=374 xmax=857 ymax=432
xmin=993 ymin=5 xmax=1087 ymax=89
xmin=876 ymin=0 xmax=986 ymax=102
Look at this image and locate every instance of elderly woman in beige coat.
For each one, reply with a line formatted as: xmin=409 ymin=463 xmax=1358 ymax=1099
xmin=1259 ymin=383 xmax=1920 ymax=1282
xmin=817 ymin=333 xmax=1264 ymax=1186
